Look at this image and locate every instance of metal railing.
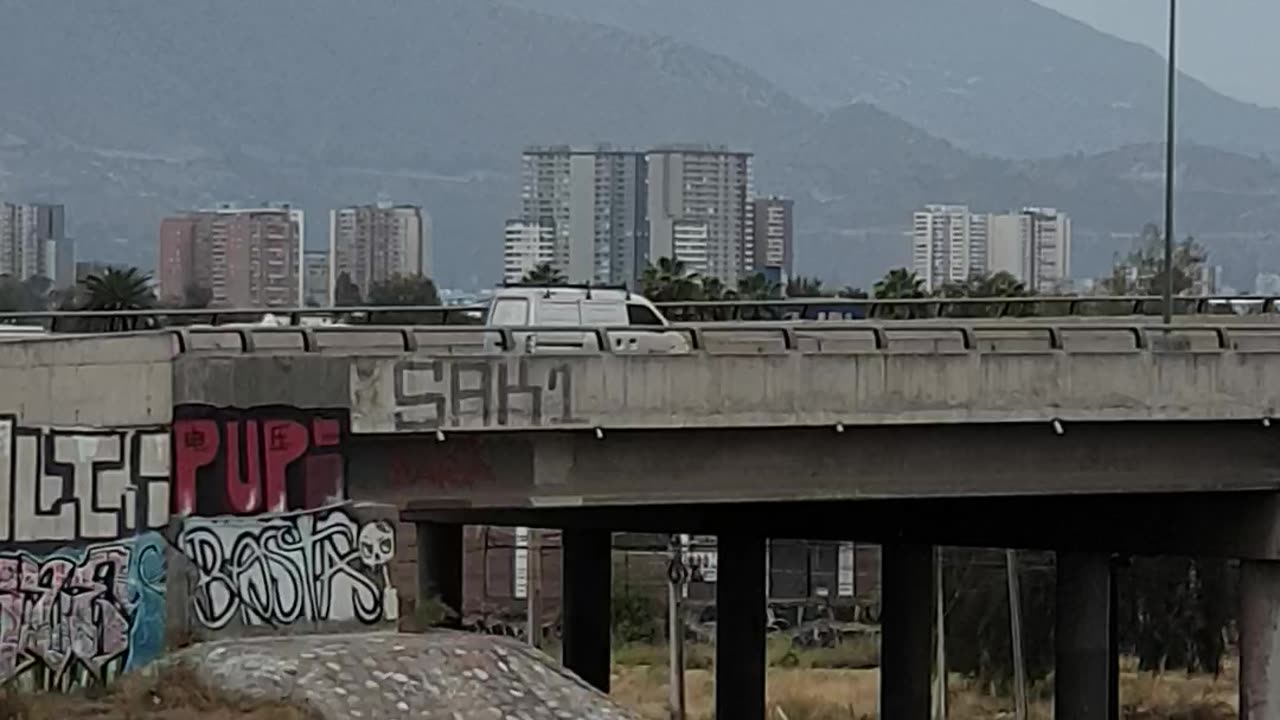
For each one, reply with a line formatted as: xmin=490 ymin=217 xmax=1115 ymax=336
xmin=0 ymin=295 xmax=1277 ymax=332
xmin=653 ymin=295 xmax=1280 ymax=321
xmin=146 ymin=321 xmax=1280 ymax=355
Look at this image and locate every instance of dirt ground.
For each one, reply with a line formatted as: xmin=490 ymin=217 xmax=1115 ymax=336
xmin=0 ymin=666 xmax=319 ymax=720
xmin=610 ymin=661 xmax=1238 ymax=720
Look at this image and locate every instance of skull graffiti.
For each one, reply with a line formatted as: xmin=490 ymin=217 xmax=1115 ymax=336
xmin=357 ymin=520 xmax=395 ymax=568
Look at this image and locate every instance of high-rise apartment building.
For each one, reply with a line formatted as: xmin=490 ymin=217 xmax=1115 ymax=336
xmin=507 ymin=145 xmax=754 ymax=287
xmin=502 ymin=220 xmax=557 ymax=283
xmin=987 ymin=208 xmax=1072 ymax=293
xmin=328 ymin=203 xmax=429 ymax=304
xmin=0 ymin=202 xmax=74 ymax=287
xmin=750 ymin=196 xmax=794 ymax=280
xmin=647 ymin=145 xmax=753 ymax=284
xmin=158 ymin=204 xmax=304 ymax=308
xmin=911 ymin=205 xmax=989 ymax=291
xmin=913 ymin=205 xmax=1072 ymax=293
xmin=513 ymin=146 xmax=649 ymax=286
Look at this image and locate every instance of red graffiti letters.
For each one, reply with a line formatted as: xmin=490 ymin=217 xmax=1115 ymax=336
xmin=388 ymin=439 xmax=496 ymax=491
xmin=172 ymin=407 xmax=348 ymax=517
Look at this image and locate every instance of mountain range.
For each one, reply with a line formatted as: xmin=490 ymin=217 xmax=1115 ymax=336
xmin=0 ymin=0 xmax=1277 ymax=290
xmin=503 ymin=0 xmax=1280 ymax=158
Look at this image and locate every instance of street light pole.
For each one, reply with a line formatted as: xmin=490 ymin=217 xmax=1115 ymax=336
xmin=1161 ymin=0 xmax=1178 ymax=324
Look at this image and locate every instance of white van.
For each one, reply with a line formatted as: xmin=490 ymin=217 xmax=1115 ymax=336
xmin=485 ymin=285 xmax=689 ymax=353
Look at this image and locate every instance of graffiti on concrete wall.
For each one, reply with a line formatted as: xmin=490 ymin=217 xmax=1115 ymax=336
xmin=0 ymin=416 xmax=170 ymax=543
xmin=172 ymin=406 xmax=348 ymax=517
xmin=177 ymin=505 xmax=397 ymax=631
xmin=387 ymin=438 xmax=497 ymax=491
xmin=0 ymin=533 xmax=166 ymax=690
xmin=351 ymin=358 xmax=579 ymax=432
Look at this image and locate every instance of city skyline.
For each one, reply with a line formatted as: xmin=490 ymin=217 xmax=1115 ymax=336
xmin=912 ymin=204 xmax=1073 ymax=294
xmin=505 ymin=144 xmax=791 ymax=289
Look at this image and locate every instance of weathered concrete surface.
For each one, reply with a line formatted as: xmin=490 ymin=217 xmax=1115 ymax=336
xmin=0 ymin=333 xmax=174 ymax=426
xmin=347 ymin=349 xmax=1280 ymax=434
xmin=1240 ymin=560 xmax=1280 ymax=719
xmin=355 ymin=423 xmax=1280 ymax=506
xmin=168 ymin=631 xmax=639 ymax=719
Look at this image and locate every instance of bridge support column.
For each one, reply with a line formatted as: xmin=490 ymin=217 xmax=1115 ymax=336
xmin=1241 ymin=560 xmax=1280 ymax=719
xmin=716 ymin=533 xmax=766 ymax=719
xmin=880 ymin=543 xmax=933 ymax=720
xmin=1055 ymin=551 xmax=1114 ymax=720
xmin=562 ymin=528 xmax=612 ymax=692
xmin=415 ymin=522 xmax=463 ymax=628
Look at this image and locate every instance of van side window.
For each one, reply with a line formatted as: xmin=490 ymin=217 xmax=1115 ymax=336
xmin=582 ymin=301 xmax=627 ymax=326
xmin=539 ymin=300 xmax=581 ymax=326
xmin=627 ymin=303 xmax=664 ymax=326
xmin=490 ymin=298 xmax=529 ymax=326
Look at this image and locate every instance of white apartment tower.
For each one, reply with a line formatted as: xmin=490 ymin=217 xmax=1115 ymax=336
xmin=987 ymin=207 xmax=1072 ymax=293
xmin=328 ymin=203 xmax=429 ymax=304
xmin=647 ymin=146 xmax=753 ymax=284
xmin=911 ymin=205 xmax=989 ymax=291
xmin=502 ymin=220 xmax=557 ymax=283
xmin=750 ymin=196 xmax=794 ymax=279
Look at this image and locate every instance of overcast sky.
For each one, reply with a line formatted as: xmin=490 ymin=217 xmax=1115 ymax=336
xmin=1035 ymin=0 xmax=1279 ymax=109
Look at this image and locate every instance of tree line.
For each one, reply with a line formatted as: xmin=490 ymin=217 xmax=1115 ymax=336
xmin=521 ymin=223 xmax=1210 ymax=306
xmin=0 ymin=267 xmax=443 ymax=330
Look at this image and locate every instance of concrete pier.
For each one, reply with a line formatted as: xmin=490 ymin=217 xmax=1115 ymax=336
xmin=1055 ymin=551 xmax=1114 ymax=720
xmin=1240 ymin=560 xmax=1280 ymax=719
xmin=416 ymin=522 xmax=464 ymax=627
xmin=880 ymin=543 xmax=933 ymax=719
xmin=561 ymin=528 xmax=613 ymax=692
xmin=716 ymin=533 xmax=767 ymax=719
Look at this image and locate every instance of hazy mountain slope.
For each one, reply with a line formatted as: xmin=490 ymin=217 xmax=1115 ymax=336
xmin=1 ymin=0 xmax=1278 ymax=290
xmin=0 ymin=0 xmax=810 ymax=282
xmin=503 ymin=0 xmax=1280 ymax=158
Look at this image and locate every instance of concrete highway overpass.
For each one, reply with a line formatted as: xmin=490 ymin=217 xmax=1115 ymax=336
xmin=5 ymin=321 xmax=1280 ymax=718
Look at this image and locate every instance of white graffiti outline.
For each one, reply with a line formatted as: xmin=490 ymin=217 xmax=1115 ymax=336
xmin=180 ymin=507 xmax=392 ymax=630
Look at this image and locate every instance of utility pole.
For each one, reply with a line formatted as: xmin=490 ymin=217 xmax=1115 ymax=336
xmin=526 ymin=529 xmax=542 ymax=649
xmin=933 ymin=547 xmax=948 ymax=720
xmin=1161 ymin=0 xmax=1178 ymax=324
xmin=667 ymin=534 xmax=688 ymax=720
xmin=1007 ymin=549 xmax=1029 ymax=720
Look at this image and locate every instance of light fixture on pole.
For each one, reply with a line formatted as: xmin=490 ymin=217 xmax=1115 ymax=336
xmin=1161 ymin=0 xmax=1178 ymax=324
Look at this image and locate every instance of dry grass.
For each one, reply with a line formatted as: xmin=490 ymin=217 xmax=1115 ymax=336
xmin=610 ymin=649 xmax=1238 ymax=720
xmin=0 ymin=665 xmax=320 ymax=720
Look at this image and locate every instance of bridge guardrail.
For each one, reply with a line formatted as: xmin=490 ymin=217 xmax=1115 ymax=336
xmin=1 ymin=294 xmax=1278 ymax=331
xmin=156 ymin=322 xmax=1280 ymax=356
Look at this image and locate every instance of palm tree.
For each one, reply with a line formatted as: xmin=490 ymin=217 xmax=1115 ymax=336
xmin=736 ymin=272 xmax=783 ymax=301
xmin=521 ymin=262 xmax=566 ymax=285
xmin=80 ymin=267 xmax=156 ymax=331
xmin=873 ymin=268 xmax=927 ymax=319
xmin=786 ymin=275 xmax=828 ymax=298
xmin=873 ymin=268 xmax=926 ymax=299
xmin=935 ymin=271 xmax=1031 ymax=317
xmin=700 ymin=276 xmax=729 ymax=301
xmin=640 ymin=257 xmax=702 ymax=305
